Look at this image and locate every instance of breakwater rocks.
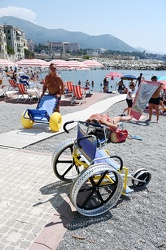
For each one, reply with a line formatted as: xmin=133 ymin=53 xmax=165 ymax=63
xmin=98 ymin=59 xmax=166 ymax=70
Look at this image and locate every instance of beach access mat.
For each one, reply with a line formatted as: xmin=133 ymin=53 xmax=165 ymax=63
xmin=0 ymin=94 xmax=126 ymax=149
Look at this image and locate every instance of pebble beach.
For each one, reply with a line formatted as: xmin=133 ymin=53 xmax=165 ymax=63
xmin=0 ymin=92 xmax=166 ymax=250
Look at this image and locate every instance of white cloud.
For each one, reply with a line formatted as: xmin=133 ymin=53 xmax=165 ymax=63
xmin=0 ymin=6 xmax=36 ymax=22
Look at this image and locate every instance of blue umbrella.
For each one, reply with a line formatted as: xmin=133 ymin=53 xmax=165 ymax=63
xmin=121 ymin=74 xmax=137 ymax=80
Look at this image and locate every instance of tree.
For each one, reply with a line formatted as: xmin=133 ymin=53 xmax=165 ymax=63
xmin=24 ymin=48 xmax=35 ymax=59
xmin=7 ymin=45 xmax=14 ymax=55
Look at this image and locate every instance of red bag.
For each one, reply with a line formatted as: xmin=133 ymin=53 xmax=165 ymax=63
xmin=110 ymin=129 xmax=128 ymax=143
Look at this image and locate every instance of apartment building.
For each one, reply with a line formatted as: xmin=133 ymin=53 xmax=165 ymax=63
xmin=48 ymin=42 xmax=80 ymax=53
xmin=3 ymin=25 xmax=27 ymax=61
xmin=0 ymin=25 xmax=7 ymax=59
xmin=27 ymin=39 xmax=35 ymax=52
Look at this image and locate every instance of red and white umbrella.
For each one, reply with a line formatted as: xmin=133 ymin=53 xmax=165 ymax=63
xmin=83 ymin=59 xmax=103 ymax=68
xmin=66 ymin=60 xmax=90 ymax=70
xmin=50 ymin=60 xmax=89 ymax=70
xmin=106 ymin=71 xmax=123 ymax=80
xmin=49 ymin=59 xmax=69 ymax=69
xmin=16 ymin=59 xmax=50 ymax=67
xmin=0 ymin=59 xmax=16 ymax=66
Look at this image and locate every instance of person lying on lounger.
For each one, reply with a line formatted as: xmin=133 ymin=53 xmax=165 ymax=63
xmin=86 ymin=113 xmax=132 ymax=130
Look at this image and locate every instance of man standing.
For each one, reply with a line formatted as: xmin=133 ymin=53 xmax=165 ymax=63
xmin=41 ymin=63 xmax=64 ymax=112
xmin=148 ymin=76 xmax=163 ymax=122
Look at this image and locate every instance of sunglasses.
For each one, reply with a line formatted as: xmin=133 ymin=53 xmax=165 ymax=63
xmin=50 ymin=68 xmax=56 ymax=70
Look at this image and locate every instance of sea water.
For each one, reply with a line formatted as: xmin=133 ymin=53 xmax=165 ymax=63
xmin=39 ymin=69 xmax=166 ymax=92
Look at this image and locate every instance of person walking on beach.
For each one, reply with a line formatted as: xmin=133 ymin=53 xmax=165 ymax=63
xmin=148 ymin=76 xmax=163 ymax=122
xmin=123 ymin=83 xmax=135 ymax=115
xmin=41 ymin=63 xmax=64 ymax=113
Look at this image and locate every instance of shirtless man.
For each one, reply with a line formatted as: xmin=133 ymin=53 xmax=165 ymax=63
xmin=148 ymin=76 xmax=163 ymax=122
xmin=86 ymin=113 xmax=132 ymax=130
xmin=41 ymin=63 xmax=64 ymax=112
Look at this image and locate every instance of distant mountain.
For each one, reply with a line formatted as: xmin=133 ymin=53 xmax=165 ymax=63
xmin=0 ymin=16 xmax=137 ymax=52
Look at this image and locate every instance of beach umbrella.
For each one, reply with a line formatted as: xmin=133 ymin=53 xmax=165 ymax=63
xmin=49 ymin=59 xmax=71 ymax=70
xmin=121 ymin=74 xmax=137 ymax=80
xmin=66 ymin=60 xmax=90 ymax=70
xmin=0 ymin=59 xmax=16 ymax=66
xmin=83 ymin=59 xmax=103 ymax=68
xmin=106 ymin=72 xmax=123 ymax=80
xmin=16 ymin=59 xmax=50 ymax=67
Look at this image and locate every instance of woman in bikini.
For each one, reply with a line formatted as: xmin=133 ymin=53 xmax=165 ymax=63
xmin=86 ymin=113 xmax=132 ymax=130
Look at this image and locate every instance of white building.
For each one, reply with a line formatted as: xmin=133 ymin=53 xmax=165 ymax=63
xmin=0 ymin=25 xmax=7 ymax=59
xmin=48 ymin=42 xmax=80 ymax=53
xmin=3 ymin=25 xmax=27 ymax=61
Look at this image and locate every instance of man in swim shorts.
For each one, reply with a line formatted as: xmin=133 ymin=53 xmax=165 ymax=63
xmin=41 ymin=63 xmax=64 ymax=112
xmin=86 ymin=113 xmax=132 ymax=130
xmin=148 ymin=76 xmax=163 ymax=122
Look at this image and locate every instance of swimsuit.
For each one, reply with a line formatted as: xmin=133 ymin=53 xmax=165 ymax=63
xmin=148 ymin=97 xmax=160 ymax=105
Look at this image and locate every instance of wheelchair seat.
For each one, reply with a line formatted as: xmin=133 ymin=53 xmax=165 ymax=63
xmin=76 ymin=123 xmax=122 ymax=170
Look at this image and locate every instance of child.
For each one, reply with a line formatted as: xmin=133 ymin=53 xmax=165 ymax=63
xmin=123 ymin=83 xmax=135 ymax=115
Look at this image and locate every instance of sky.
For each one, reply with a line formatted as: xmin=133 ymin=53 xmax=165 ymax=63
xmin=0 ymin=0 xmax=166 ymax=54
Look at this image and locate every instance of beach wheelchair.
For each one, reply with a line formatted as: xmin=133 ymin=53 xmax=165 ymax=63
xmin=52 ymin=121 xmax=151 ymax=216
xmin=21 ymin=95 xmax=62 ymax=132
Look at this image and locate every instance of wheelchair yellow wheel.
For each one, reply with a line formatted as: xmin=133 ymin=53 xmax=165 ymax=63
xmin=21 ymin=111 xmax=34 ymax=129
xmin=49 ymin=112 xmax=62 ymax=132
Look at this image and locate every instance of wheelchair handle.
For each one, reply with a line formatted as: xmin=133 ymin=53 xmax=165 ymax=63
xmin=63 ymin=120 xmax=75 ymax=133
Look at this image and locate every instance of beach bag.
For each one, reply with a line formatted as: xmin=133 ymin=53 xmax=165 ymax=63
xmin=110 ymin=129 xmax=128 ymax=143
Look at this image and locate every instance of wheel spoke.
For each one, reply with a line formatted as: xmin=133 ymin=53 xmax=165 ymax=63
xmin=61 ymin=163 xmax=75 ymax=178
xmin=53 ymin=140 xmax=80 ymax=181
xmin=70 ymin=165 xmax=123 ymax=216
xmin=78 ymin=171 xmax=118 ymax=209
xmin=57 ymin=159 xmax=73 ymax=164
